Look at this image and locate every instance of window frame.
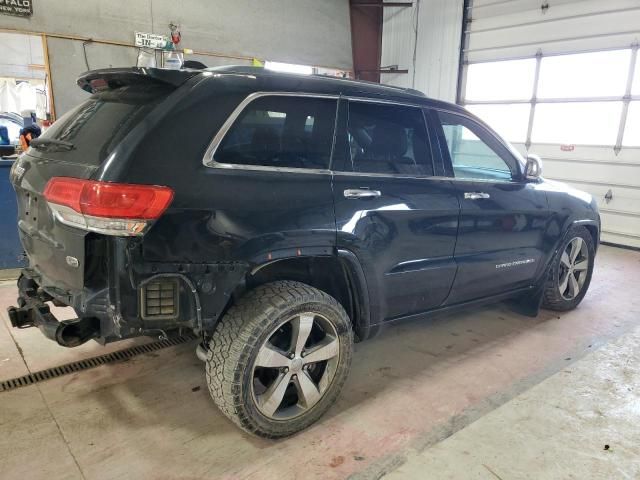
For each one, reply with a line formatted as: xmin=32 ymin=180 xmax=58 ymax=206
xmin=202 ymin=91 xmax=340 ymax=174
xmin=331 ymin=96 xmax=438 ymax=179
xmin=428 ymin=107 xmax=525 ymax=183
xmin=459 ymin=46 xmax=640 ymax=150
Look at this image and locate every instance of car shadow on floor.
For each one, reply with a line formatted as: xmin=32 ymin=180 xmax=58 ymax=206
xmin=328 ymin=302 xmax=561 ymax=413
xmin=55 ymin=301 xmax=559 ymax=441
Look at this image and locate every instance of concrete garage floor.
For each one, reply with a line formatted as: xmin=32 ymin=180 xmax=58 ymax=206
xmin=0 ymin=245 xmax=638 ymax=480
xmin=384 ymin=324 xmax=640 ymax=480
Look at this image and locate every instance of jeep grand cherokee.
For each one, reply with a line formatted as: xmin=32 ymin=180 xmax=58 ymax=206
xmin=7 ymin=66 xmax=599 ymax=437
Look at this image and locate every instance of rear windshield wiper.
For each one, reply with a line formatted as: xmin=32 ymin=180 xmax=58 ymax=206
xmin=29 ymin=138 xmax=75 ymax=151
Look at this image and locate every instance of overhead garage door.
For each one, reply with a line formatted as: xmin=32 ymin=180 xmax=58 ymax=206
xmin=459 ymin=0 xmax=640 ymax=248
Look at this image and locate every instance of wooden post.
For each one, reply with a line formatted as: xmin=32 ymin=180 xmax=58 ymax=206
xmin=41 ymin=34 xmax=56 ymax=121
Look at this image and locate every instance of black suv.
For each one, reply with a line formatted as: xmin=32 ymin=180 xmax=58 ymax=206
xmin=8 ymin=66 xmax=599 ymax=437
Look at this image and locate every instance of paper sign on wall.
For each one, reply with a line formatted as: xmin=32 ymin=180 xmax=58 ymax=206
xmin=135 ymin=32 xmax=169 ymax=49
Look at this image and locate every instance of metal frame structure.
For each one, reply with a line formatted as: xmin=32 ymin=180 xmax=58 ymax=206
xmin=458 ymin=44 xmax=640 ymax=152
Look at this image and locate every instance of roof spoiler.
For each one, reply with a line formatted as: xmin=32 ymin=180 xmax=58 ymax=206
xmin=77 ymin=67 xmax=201 ymax=94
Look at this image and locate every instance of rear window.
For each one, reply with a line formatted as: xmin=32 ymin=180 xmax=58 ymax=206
xmin=32 ymin=85 xmax=171 ymax=166
xmin=215 ymin=96 xmax=338 ymax=170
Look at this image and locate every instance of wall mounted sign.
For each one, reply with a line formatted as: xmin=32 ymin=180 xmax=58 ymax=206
xmin=0 ymin=0 xmax=32 ymax=17
xmin=135 ymin=32 xmax=169 ymax=50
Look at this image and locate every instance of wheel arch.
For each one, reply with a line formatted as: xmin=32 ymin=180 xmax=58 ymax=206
xmin=546 ymin=218 xmax=599 ymax=277
xmin=536 ymin=217 xmax=599 ymax=288
xmin=567 ymin=218 xmax=600 ymax=252
xmin=240 ymin=252 xmax=372 ymax=341
xmin=579 ymin=221 xmax=600 ymax=253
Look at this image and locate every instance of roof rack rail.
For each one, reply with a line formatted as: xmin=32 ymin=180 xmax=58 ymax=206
xmin=205 ymin=65 xmax=427 ymax=97
xmin=404 ymin=88 xmax=426 ymax=97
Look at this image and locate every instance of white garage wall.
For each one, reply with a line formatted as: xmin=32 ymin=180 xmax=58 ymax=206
xmin=380 ymin=0 xmax=464 ymax=102
xmin=461 ymin=0 xmax=640 ymax=248
xmin=0 ymin=0 xmax=352 ymax=115
xmin=466 ymin=0 xmax=640 ymax=62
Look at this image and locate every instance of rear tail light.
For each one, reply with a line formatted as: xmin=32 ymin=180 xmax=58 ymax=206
xmin=44 ymin=177 xmax=174 ymax=236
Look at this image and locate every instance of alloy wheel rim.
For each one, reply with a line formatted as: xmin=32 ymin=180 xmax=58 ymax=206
xmin=251 ymin=312 xmax=340 ymax=420
xmin=558 ymin=237 xmax=589 ymax=300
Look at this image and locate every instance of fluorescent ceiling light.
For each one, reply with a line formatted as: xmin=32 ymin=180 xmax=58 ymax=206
xmin=265 ymin=61 xmax=312 ymax=75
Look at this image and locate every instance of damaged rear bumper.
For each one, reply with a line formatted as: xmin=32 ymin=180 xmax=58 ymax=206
xmin=7 ymin=257 xmax=249 ymax=347
xmin=7 ymin=275 xmax=101 ymax=347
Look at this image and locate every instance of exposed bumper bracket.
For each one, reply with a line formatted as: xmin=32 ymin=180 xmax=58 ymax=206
xmin=7 ymin=276 xmax=101 ymax=348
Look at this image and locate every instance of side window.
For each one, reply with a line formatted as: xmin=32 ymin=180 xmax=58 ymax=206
xmin=343 ymin=101 xmax=434 ymax=176
xmin=436 ymin=111 xmax=515 ymax=181
xmin=215 ymin=96 xmax=337 ymax=169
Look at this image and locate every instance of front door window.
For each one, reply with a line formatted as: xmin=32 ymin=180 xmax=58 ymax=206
xmin=436 ymin=111 xmax=517 ymax=181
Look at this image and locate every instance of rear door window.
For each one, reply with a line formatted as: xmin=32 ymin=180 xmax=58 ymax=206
xmin=340 ymin=101 xmax=434 ymax=176
xmin=215 ymin=96 xmax=338 ymax=170
xmin=30 ymin=85 xmax=172 ymax=166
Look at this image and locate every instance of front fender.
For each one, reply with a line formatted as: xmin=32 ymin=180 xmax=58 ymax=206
xmin=538 ymin=178 xmax=600 ymax=283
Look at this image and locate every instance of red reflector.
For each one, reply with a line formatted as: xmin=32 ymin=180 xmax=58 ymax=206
xmin=44 ymin=177 xmax=174 ymax=219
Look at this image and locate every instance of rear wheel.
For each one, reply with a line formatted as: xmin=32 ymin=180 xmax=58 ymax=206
xmin=206 ymin=281 xmax=353 ymax=438
xmin=542 ymin=225 xmax=595 ymax=311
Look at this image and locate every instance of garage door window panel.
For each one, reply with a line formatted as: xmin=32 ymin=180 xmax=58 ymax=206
xmin=537 ymin=50 xmax=631 ymax=99
xmin=464 ymin=59 xmax=537 ymax=102
xmin=465 ymin=104 xmax=531 ymax=144
xmin=215 ymin=96 xmax=337 ymax=170
xmin=436 ymin=111 xmax=516 ymax=182
xmin=632 ymin=57 xmax=640 ymax=96
xmin=532 ymin=102 xmax=623 ymax=146
xmin=623 ymin=102 xmax=640 ymax=147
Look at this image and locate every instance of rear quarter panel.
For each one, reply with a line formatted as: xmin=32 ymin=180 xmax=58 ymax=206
xmin=97 ymin=74 xmax=337 ymax=265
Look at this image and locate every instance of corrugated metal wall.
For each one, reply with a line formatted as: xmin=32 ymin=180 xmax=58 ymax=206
xmin=380 ymin=5 xmax=415 ymax=88
xmin=380 ymin=0 xmax=463 ymax=102
xmin=461 ymin=0 xmax=640 ymax=248
xmin=467 ymin=0 xmax=640 ymax=62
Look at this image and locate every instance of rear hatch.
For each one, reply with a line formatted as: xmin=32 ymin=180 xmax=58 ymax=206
xmin=11 ymin=68 xmax=196 ymax=292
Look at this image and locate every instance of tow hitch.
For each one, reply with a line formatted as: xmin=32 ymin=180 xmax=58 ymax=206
xmin=7 ymin=302 xmax=100 ymax=348
xmin=7 ymin=276 xmax=101 ymax=348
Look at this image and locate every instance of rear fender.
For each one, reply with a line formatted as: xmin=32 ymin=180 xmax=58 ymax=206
xmin=336 ymin=249 xmax=373 ymax=341
xmin=245 ymin=250 xmax=375 ymax=341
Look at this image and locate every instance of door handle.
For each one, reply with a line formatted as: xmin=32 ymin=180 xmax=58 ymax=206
xmin=464 ymin=192 xmax=491 ymax=200
xmin=344 ymin=188 xmax=381 ymax=199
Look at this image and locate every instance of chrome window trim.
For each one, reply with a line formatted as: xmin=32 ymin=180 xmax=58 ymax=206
xmin=202 ymin=91 xmax=340 ymax=172
xmin=333 ymin=171 xmax=437 ymax=180
xmin=442 ymin=176 xmax=520 ymax=184
xmin=332 ymin=170 xmax=521 ymax=184
xmin=344 ymin=95 xmax=426 ymax=109
xmin=209 ymin=162 xmax=331 ymax=175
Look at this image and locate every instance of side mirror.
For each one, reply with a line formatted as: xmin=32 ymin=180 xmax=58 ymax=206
xmin=525 ymin=154 xmax=543 ymax=181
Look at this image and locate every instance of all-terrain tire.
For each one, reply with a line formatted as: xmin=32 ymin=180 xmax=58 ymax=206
xmin=206 ymin=281 xmax=353 ymax=438
xmin=542 ymin=225 xmax=595 ymax=311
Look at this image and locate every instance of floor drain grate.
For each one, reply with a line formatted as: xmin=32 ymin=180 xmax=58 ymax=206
xmin=0 ymin=333 xmax=197 ymax=393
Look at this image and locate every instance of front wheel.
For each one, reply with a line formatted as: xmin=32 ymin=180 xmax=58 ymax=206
xmin=206 ymin=281 xmax=353 ymax=438
xmin=542 ymin=225 xmax=595 ymax=311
